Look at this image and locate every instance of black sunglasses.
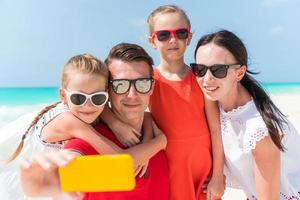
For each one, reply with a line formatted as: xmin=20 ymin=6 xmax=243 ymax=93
xmin=190 ymin=63 xmax=241 ymax=79
xmin=151 ymin=28 xmax=190 ymax=42
xmin=109 ymin=78 xmax=154 ymax=95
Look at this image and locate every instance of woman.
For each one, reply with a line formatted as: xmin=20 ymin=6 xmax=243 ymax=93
xmin=191 ymin=29 xmax=300 ymax=199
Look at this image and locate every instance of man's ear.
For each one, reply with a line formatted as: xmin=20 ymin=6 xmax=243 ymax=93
xmin=237 ymin=65 xmax=246 ymax=81
xmin=186 ymin=31 xmax=193 ymax=46
xmin=59 ymin=88 xmax=67 ymax=104
xmin=149 ymin=80 xmax=155 ymax=96
xmin=148 ymin=35 xmax=157 ymax=49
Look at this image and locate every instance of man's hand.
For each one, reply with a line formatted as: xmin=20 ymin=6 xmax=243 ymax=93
xmin=112 ymin=120 xmax=141 ymax=147
xmin=19 ymin=150 xmax=80 ymax=198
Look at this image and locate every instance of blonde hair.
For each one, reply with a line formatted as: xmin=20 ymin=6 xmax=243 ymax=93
xmin=147 ymin=4 xmax=191 ymax=34
xmin=61 ymin=54 xmax=109 ymax=89
xmin=7 ymin=54 xmax=108 ymax=163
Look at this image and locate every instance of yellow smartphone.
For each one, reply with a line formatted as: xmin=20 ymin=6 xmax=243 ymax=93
xmin=58 ymin=154 xmax=135 ymax=192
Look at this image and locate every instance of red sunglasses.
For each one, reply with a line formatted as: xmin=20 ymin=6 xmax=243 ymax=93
xmin=151 ymin=27 xmax=190 ymax=42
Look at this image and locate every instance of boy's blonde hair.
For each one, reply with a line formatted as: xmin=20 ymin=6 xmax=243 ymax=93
xmin=7 ymin=54 xmax=108 ymax=163
xmin=147 ymin=4 xmax=191 ymax=34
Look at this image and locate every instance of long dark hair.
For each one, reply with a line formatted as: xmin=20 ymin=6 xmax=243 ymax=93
xmin=194 ymin=29 xmax=286 ymax=151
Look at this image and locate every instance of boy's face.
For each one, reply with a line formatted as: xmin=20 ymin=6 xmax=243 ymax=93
xmin=148 ymin=12 xmax=192 ymax=62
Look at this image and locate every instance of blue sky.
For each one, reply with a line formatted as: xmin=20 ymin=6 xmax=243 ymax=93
xmin=0 ymin=0 xmax=299 ymax=87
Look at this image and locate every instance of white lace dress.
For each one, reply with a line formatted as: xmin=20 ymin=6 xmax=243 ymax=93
xmin=0 ymin=103 xmax=71 ymax=200
xmin=221 ymin=99 xmax=300 ymax=200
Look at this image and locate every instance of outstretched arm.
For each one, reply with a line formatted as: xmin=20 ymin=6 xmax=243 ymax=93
xmin=41 ymin=112 xmax=122 ymax=154
xmin=19 ymin=128 xmax=166 ymax=198
xmin=252 ymin=134 xmax=280 ymax=200
xmin=204 ymin=98 xmax=225 ymax=200
xmin=19 ymin=150 xmax=81 ymax=198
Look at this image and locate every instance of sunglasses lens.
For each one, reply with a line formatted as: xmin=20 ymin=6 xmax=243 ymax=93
xmin=91 ymin=94 xmax=107 ymax=106
xmin=135 ymin=79 xmax=152 ymax=93
xmin=70 ymin=93 xmax=86 ymax=106
xmin=176 ymin=29 xmax=189 ymax=39
xmin=111 ymin=80 xmax=130 ymax=94
xmin=191 ymin=64 xmax=207 ymax=77
xmin=156 ymin=30 xmax=171 ymax=41
xmin=211 ymin=65 xmax=228 ymax=78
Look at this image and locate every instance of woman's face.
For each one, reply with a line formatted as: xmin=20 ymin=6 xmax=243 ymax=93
xmin=194 ymin=43 xmax=245 ymax=102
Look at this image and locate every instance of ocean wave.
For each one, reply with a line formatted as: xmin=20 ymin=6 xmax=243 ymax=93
xmin=0 ymin=104 xmax=48 ymax=128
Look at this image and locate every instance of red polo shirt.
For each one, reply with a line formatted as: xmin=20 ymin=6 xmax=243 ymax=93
xmin=64 ymin=122 xmax=169 ymax=200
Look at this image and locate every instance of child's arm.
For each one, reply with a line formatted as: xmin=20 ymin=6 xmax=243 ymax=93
xmin=204 ymin=98 xmax=225 ymax=199
xmin=124 ymin=124 xmax=166 ymax=177
xmin=101 ymin=105 xmax=141 ymax=147
xmin=252 ymin=135 xmax=280 ymax=200
xmin=141 ymin=111 xmax=154 ymax=142
xmin=42 ymin=112 xmax=165 ymax=177
xmin=41 ymin=112 xmax=122 ymax=154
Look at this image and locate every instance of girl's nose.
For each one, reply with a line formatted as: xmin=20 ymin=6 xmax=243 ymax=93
xmin=84 ymin=98 xmax=94 ymax=107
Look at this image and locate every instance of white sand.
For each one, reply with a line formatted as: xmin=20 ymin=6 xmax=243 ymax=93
xmin=222 ymin=94 xmax=300 ymax=199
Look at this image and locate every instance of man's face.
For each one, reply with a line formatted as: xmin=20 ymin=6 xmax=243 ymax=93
xmin=108 ymin=59 xmax=153 ymax=121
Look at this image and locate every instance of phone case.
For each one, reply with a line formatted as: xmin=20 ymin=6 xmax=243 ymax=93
xmin=58 ymin=154 xmax=135 ymax=192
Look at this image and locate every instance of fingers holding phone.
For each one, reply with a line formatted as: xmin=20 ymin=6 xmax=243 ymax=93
xmin=19 ymin=150 xmax=76 ymax=197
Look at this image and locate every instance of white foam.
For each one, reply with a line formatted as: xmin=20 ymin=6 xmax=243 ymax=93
xmin=0 ymin=104 xmax=47 ymax=128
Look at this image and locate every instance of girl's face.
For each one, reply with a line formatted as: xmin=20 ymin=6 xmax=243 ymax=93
xmin=148 ymin=12 xmax=192 ymax=62
xmin=195 ymin=43 xmax=245 ymax=103
xmin=60 ymin=73 xmax=107 ymax=124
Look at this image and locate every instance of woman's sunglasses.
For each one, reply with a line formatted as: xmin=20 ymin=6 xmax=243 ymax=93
xmin=109 ymin=78 xmax=154 ymax=95
xmin=64 ymin=89 xmax=108 ymax=107
xmin=190 ymin=63 xmax=241 ymax=79
xmin=151 ymin=28 xmax=190 ymax=42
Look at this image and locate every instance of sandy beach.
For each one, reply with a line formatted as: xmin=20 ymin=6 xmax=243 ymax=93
xmin=0 ymin=93 xmax=299 ymax=199
xmin=222 ymin=94 xmax=300 ymax=199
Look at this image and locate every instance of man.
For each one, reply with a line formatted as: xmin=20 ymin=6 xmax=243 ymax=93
xmin=19 ymin=43 xmax=169 ymax=200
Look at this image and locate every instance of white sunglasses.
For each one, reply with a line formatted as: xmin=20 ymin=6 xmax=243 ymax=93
xmin=64 ymin=89 xmax=108 ymax=107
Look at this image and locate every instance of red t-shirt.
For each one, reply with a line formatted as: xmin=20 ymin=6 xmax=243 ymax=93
xmin=64 ymin=122 xmax=169 ymax=200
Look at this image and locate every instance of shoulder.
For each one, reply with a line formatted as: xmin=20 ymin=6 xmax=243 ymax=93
xmin=243 ymin=108 xmax=269 ymax=152
xmin=222 ymin=100 xmax=269 ymax=153
xmin=53 ymin=112 xmax=87 ymax=129
xmin=64 ymin=138 xmax=98 ymax=155
xmin=153 ymin=68 xmax=160 ymax=81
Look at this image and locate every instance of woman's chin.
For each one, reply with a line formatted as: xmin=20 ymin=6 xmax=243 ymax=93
xmin=203 ymin=92 xmax=219 ymax=101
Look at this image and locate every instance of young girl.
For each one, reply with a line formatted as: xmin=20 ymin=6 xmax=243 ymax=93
xmin=0 ymin=54 xmax=129 ymax=200
xmin=192 ymin=29 xmax=300 ymax=199
xmin=101 ymin=5 xmax=225 ymax=200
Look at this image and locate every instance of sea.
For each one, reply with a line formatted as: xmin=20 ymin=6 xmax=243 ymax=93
xmin=0 ymin=83 xmax=300 ymax=128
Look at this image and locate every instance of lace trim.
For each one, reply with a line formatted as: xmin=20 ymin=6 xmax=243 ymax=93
xmin=247 ymin=191 xmax=300 ymax=200
xmin=280 ymin=191 xmax=300 ymax=199
xmin=243 ymin=127 xmax=269 ymax=152
xmin=219 ymin=99 xmax=254 ymax=116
